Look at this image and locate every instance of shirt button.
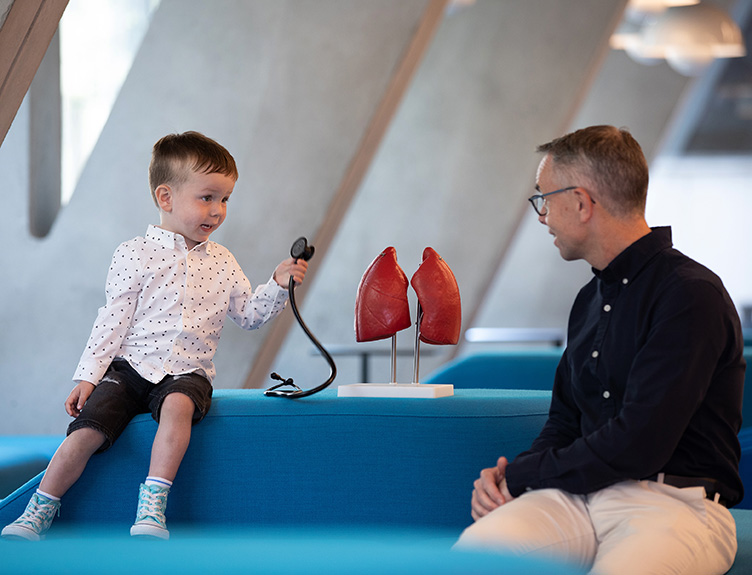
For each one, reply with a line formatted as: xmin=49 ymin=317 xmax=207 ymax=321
xmin=622 ymin=278 xmax=629 ymax=285
xmin=592 ymin=350 xmax=599 ymax=358
xmin=603 ymin=304 xmax=612 ymax=312
xmin=603 ymin=390 xmax=611 ymax=399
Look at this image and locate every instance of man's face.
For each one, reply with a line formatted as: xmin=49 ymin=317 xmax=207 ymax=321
xmin=534 ymin=155 xmax=586 ymax=262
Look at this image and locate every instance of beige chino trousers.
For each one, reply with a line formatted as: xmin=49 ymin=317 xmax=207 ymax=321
xmin=455 ymin=479 xmax=737 ymax=575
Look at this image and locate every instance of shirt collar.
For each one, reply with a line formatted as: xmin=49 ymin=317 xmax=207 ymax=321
xmin=595 ymin=226 xmax=673 ymax=285
xmin=145 ymin=225 xmax=212 ymax=254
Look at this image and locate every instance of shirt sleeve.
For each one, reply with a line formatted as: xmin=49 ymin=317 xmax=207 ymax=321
xmin=72 ymin=243 xmax=142 ymax=384
xmin=506 ymin=278 xmax=735 ymax=497
xmin=226 ymin=262 xmax=289 ymax=330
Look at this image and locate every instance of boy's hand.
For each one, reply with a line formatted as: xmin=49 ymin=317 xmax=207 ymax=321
xmin=274 ymin=257 xmax=308 ymax=288
xmin=65 ymin=381 xmax=95 ymax=418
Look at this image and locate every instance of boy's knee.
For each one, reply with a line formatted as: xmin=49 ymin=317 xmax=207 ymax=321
xmin=66 ymin=426 xmax=107 ymax=454
xmin=159 ymin=392 xmax=196 ymax=419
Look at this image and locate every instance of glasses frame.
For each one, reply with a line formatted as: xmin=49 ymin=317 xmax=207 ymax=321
xmin=527 ymin=186 xmax=579 ymax=216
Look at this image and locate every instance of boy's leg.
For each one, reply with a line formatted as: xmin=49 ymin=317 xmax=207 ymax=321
xmin=2 ymin=427 xmax=105 ymax=540
xmin=132 ymin=380 xmax=210 ymax=540
xmin=39 ymin=427 xmax=106 ymax=497
xmin=4 ymin=361 xmax=151 ymax=541
xmin=147 ymin=392 xmax=196 ymax=481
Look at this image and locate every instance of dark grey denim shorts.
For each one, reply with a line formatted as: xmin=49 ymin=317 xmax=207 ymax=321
xmin=67 ymin=359 xmax=213 ymax=452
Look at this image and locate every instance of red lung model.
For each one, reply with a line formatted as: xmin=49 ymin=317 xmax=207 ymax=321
xmin=354 ymin=247 xmax=412 ymax=342
xmin=410 ymin=247 xmax=461 ymax=345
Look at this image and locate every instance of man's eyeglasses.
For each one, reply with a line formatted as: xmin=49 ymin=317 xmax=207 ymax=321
xmin=528 ymin=186 xmax=578 ymax=216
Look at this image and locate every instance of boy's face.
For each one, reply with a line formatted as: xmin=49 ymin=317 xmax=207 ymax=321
xmin=156 ymin=169 xmax=236 ymax=250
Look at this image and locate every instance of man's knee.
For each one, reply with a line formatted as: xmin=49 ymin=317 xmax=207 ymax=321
xmin=454 ymin=490 xmax=597 ymax=569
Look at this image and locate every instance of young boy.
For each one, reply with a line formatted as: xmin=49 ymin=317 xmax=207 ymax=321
xmin=2 ymin=131 xmax=307 ymax=541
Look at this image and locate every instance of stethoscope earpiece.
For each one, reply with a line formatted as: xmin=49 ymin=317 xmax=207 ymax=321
xmin=290 ymin=237 xmax=315 ymax=262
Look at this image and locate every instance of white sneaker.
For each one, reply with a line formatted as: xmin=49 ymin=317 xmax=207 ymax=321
xmin=2 ymin=492 xmax=61 ymax=541
xmin=130 ymin=483 xmax=170 ymax=540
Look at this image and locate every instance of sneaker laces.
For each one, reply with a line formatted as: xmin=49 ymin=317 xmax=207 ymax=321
xmin=135 ymin=485 xmax=168 ymax=527
xmin=16 ymin=493 xmax=60 ymax=533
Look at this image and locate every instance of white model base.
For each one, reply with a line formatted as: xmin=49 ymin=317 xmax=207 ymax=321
xmin=337 ymin=383 xmax=454 ymax=398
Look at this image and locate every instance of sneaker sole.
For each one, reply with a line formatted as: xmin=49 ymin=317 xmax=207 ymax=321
xmin=130 ymin=522 xmax=169 ymax=540
xmin=1 ymin=525 xmax=42 ymax=541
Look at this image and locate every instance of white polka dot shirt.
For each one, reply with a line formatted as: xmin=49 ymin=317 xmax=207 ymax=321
xmin=73 ymin=225 xmax=289 ymax=385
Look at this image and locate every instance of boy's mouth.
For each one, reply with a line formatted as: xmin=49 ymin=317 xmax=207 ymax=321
xmin=201 ymin=224 xmax=214 ymax=232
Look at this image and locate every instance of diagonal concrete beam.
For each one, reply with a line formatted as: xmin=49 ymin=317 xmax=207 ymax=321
xmin=0 ymin=0 xmax=68 ymax=147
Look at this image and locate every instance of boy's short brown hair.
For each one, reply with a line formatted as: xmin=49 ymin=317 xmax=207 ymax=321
xmin=149 ymin=131 xmax=238 ymax=206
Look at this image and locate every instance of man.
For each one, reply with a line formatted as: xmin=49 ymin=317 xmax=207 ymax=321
xmin=456 ymin=125 xmax=745 ymax=575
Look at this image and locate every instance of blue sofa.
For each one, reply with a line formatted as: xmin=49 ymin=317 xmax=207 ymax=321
xmin=2 ymin=369 xmax=751 ymax=573
xmin=1 ymin=388 xmax=586 ymax=574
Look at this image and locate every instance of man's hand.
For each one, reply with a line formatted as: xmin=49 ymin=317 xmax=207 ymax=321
xmin=471 ymin=456 xmax=516 ymax=521
xmin=65 ymin=381 xmax=95 ymax=417
xmin=274 ymin=257 xmax=309 ymax=288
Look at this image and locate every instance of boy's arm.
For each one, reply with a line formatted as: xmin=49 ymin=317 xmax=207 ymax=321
xmin=73 ymin=243 xmax=141 ymax=385
xmin=227 ymin=256 xmax=307 ymax=330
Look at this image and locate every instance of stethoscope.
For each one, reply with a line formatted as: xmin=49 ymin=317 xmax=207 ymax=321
xmin=264 ymin=237 xmax=337 ymax=398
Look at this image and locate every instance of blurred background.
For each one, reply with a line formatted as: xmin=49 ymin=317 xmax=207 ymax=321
xmin=1 ymin=0 xmax=750 ymax=433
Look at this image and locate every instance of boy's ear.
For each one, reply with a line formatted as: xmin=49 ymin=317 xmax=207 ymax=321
xmin=154 ymin=184 xmax=173 ymax=212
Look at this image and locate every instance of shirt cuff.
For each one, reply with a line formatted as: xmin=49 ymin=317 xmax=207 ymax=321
xmin=72 ymin=361 xmax=108 ymax=386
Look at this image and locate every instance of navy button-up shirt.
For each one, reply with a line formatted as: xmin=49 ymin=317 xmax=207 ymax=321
xmin=507 ymin=227 xmax=745 ymax=506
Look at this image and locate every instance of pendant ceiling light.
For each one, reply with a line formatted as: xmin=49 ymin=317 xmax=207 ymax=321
xmin=611 ymin=1 xmax=747 ymax=76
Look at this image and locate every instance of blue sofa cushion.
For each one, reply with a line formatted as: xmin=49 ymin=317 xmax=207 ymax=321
xmin=1 ymin=527 xmax=586 ymax=574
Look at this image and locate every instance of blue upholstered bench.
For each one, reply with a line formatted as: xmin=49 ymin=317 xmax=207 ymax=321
xmin=2 ymin=387 xmax=751 ymax=574
xmin=1 ymin=388 xmax=587 ymax=573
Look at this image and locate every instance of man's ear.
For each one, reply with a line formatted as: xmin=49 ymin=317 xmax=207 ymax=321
xmin=574 ymin=188 xmax=595 ymax=223
xmin=154 ymin=185 xmax=173 ymax=212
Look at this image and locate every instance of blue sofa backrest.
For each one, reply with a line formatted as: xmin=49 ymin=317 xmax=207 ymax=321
xmin=422 ymin=348 xmax=563 ymax=390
